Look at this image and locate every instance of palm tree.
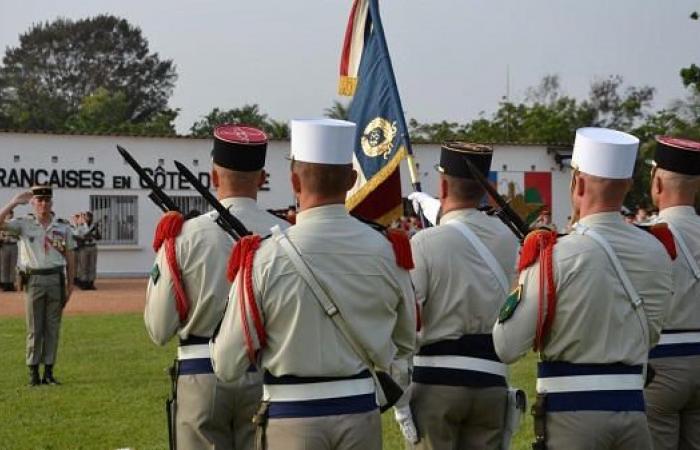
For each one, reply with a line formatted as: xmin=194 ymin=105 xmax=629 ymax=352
xmin=324 ymin=100 xmax=351 ymax=120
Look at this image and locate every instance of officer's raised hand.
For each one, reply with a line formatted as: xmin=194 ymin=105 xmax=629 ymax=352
xmin=11 ymin=190 xmax=33 ymax=206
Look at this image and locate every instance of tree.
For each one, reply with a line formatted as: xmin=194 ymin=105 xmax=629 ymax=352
xmin=65 ymin=87 xmax=177 ymax=135
xmin=324 ymin=100 xmax=350 ymax=120
xmin=190 ymin=104 xmax=289 ymax=139
xmin=0 ymin=15 xmax=177 ymax=131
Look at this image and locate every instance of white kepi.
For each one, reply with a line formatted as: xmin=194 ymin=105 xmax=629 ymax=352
xmin=571 ymin=127 xmax=640 ymax=179
xmin=290 ymin=118 xmax=356 ymax=165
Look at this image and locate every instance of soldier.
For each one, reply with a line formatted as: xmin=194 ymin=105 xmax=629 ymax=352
xmin=493 ymin=127 xmax=674 ymax=450
xmin=0 ymin=185 xmax=76 ymax=386
xmin=211 ymin=118 xmax=416 ymax=450
xmin=70 ymin=213 xmax=85 ymax=289
xmin=0 ymin=210 xmax=19 ymax=291
xmin=144 ymin=124 xmax=289 ymax=450
xmin=645 ymin=136 xmax=700 ymax=450
xmin=398 ymin=143 xmax=520 ymax=449
xmin=74 ymin=211 xmax=100 ymax=290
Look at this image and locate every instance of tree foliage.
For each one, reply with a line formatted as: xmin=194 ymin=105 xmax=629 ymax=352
xmin=190 ymin=104 xmax=289 ymax=139
xmin=324 ymin=101 xmax=350 ymax=120
xmin=0 ymin=15 xmax=177 ymax=133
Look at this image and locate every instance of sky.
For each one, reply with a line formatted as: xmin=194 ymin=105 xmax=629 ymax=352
xmin=0 ymin=0 xmax=698 ymax=134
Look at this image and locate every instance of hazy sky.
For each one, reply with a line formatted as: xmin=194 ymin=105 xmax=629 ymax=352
xmin=1 ymin=0 xmax=698 ymax=134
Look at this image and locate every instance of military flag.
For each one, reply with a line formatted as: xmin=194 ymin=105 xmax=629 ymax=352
xmin=339 ymin=0 xmax=422 ymax=225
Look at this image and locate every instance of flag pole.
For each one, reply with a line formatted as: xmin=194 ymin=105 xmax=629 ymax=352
xmin=368 ymin=0 xmax=428 ymax=226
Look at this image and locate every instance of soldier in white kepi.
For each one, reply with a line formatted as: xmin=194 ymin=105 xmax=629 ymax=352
xmin=144 ymin=124 xmax=289 ymax=450
xmin=211 ymin=118 xmax=416 ymax=450
xmin=493 ymin=127 xmax=674 ymax=450
xmin=645 ymin=136 xmax=700 ymax=450
xmin=398 ymin=142 xmax=521 ymax=449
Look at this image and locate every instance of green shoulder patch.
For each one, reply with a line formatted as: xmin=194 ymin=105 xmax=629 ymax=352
xmin=150 ymin=264 xmax=161 ymax=285
xmin=498 ymin=285 xmax=522 ymax=323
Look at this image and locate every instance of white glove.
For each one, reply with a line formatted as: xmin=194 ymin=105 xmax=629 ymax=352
xmin=407 ymin=192 xmax=440 ymax=226
xmin=394 ymin=404 xmax=419 ymax=444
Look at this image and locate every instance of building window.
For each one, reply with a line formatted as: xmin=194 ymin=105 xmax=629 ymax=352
xmin=88 ymin=157 xmax=95 ymax=165
xmin=52 ymin=156 xmax=58 ymax=163
xmin=171 ymin=196 xmax=211 ymax=217
xmin=90 ymin=195 xmax=138 ymax=245
xmin=13 ymin=155 xmax=20 ymax=162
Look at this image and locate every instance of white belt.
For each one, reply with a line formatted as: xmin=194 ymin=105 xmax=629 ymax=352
xmin=413 ymin=355 xmax=507 ymax=377
xmin=263 ymin=377 xmax=375 ymax=402
xmin=537 ymin=374 xmax=644 ymax=394
xmin=658 ymin=332 xmax=700 ymax=345
xmin=177 ymin=344 xmax=211 ymax=360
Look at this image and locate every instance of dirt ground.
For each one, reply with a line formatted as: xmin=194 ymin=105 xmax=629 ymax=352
xmin=0 ymin=278 xmax=148 ymax=317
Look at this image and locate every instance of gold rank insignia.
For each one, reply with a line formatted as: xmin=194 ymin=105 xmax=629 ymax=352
xmin=361 ymin=117 xmax=397 ymax=159
xmin=498 ymin=285 xmax=522 ymax=323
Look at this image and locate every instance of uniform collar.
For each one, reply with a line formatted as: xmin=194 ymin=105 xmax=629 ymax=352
xmin=659 ymin=205 xmax=697 ymax=219
xmin=297 ymin=204 xmax=348 ymax=223
xmin=439 ymin=208 xmax=478 ymax=225
xmin=32 ymin=212 xmax=57 ymax=229
xmin=578 ymin=211 xmax=625 ymax=226
xmin=220 ymin=197 xmax=258 ymax=210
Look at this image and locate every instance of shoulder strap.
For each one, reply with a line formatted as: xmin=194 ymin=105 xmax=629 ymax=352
xmin=665 ymin=222 xmax=700 ymax=280
xmin=574 ymin=223 xmax=649 ymax=343
xmin=445 ymin=220 xmax=510 ymax=295
xmin=270 ymin=225 xmax=387 ymax=402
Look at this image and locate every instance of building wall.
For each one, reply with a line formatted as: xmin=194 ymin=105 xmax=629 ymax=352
xmin=0 ymin=132 xmax=572 ymax=276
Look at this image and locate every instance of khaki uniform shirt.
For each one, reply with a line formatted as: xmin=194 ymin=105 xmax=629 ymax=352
xmin=2 ymin=214 xmax=75 ymax=269
xmin=144 ymin=197 xmax=290 ymax=346
xmin=493 ymin=212 xmax=673 ymax=366
xmin=657 ymin=206 xmax=700 ymax=331
xmin=411 ymin=209 xmax=519 ymax=347
xmin=211 ymin=204 xmax=416 ymax=382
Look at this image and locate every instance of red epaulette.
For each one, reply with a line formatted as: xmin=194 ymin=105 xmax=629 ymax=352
xmin=385 ymin=228 xmax=415 ymax=270
xmin=648 ymin=223 xmax=677 ymax=260
xmin=518 ymin=229 xmax=558 ymax=272
xmin=517 ymin=229 xmax=558 ymax=352
xmin=227 ymin=235 xmax=266 ymax=364
xmin=152 ymin=211 xmax=189 ymax=323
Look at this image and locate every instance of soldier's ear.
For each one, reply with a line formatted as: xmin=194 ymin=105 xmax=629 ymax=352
xmin=290 ymin=171 xmax=301 ymax=195
xmin=211 ymin=169 xmax=220 ymax=189
xmin=439 ymin=176 xmax=448 ymax=201
xmin=258 ymin=170 xmax=267 ymax=188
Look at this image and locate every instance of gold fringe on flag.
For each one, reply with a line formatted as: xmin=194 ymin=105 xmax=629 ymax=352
xmin=346 ymin=146 xmax=407 ymax=211
xmin=338 ymin=76 xmax=358 ymax=96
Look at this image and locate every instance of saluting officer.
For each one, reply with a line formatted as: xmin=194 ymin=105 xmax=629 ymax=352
xmin=0 ymin=210 xmax=19 ymax=291
xmin=0 ymin=185 xmax=76 ymax=386
xmin=144 ymin=125 xmax=289 ymax=450
xmin=493 ymin=128 xmax=674 ymax=449
xmin=398 ymin=143 xmax=519 ymax=449
xmin=211 ymin=118 xmax=416 ymax=450
xmin=645 ymin=136 xmax=700 ymax=450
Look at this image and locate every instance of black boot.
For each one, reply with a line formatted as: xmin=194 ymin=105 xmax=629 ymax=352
xmin=28 ymin=365 xmax=41 ymax=387
xmin=42 ymin=365 xmax=60 ymax=385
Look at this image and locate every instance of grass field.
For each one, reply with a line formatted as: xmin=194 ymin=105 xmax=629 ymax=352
xmin=0 ymin=313 xmax=537 ymax=449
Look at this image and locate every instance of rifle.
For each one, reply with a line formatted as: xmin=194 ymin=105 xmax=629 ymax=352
xmin=463 ymin=157 xmax=530 ymax=241
xmin=173 ymin=161 xmax=251 ymax=240
xmin=117 ymin=145 xmax=181 ymax=213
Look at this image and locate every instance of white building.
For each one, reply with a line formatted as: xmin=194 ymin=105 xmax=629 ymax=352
xmin=0 ymin=131 xmax=572 ymax=276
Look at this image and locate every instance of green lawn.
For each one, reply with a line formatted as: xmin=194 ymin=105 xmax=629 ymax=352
xmin=0 ymin=314 xmax=537 ymax=449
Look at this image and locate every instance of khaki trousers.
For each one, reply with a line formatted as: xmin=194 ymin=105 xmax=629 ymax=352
xmin=410 ymin=383 xmax=507 ymax=450
xmin=0 ymin=242 xmax=17 ymax=283
xmin=25 ymin=273 xmax=64 ymax=366
xmin=177 ymin=370 xmax=262 ymax=450
xmin=545 ymin=411 xmax=652 ymax=450
xmin=78 ymin=246 xmax=97 ymax=283
xmin=646 ymin=355 xmax=700 ymax=450
xmin=75 ymin=247 xmax=85 ymax=282
xmin=265 ymin=410 xmax=381 ymax=450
